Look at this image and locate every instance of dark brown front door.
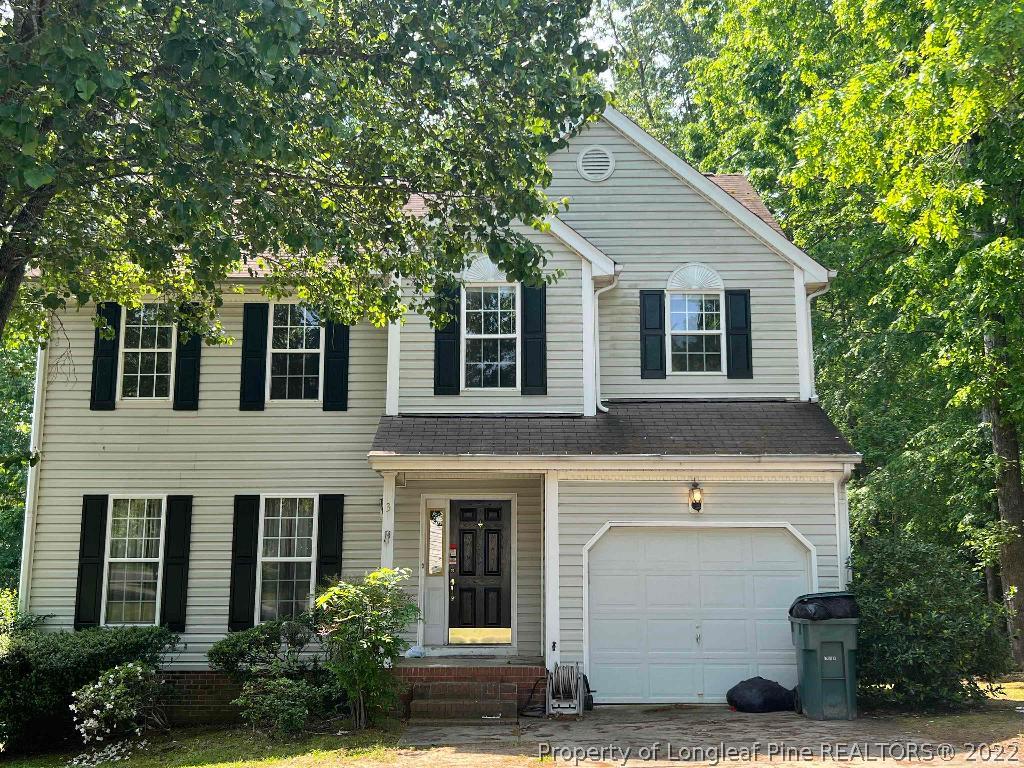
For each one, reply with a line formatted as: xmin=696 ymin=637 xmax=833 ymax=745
xmin=448 ymin=500 xmax=512 ymax=644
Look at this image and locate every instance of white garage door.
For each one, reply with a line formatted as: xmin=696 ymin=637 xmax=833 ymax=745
xmin=587 ymin=526 xmax=812 ymax=704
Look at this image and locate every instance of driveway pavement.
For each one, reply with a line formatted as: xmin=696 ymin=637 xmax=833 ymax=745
xmin=397 ymin=704 xmax=1023 ymax=766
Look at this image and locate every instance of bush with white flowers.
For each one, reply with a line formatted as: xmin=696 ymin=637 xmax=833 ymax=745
xmin=69 ymin=662 xmax=165 ymax=746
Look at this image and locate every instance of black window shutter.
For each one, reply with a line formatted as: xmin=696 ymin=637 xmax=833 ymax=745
xmin=322 ymin=323 xmax=350 ymax=411
xmin=239 ymin=303 xmax=268 ymax=411
xmin=521 ymin=284 xmax=547 ymax=395
xmin=173 ymin=329 xmax=202 ymax=411
xmin=228 ymin=495 xmax=260 ymax=631
xmin=90 ymin=303 xmax=121 ymax=410
xmin=317 ymin=494 xmax=345 ymax=588
xmin=639 ymin=290 xmax=666 ymax=379
xmin=726 ymin=289 xmax=753 ymax=379
xmin=74 ymin=494 xmax=109 ymax=629
xmin=433 ymin=287 xmax=461 ymax=395
xmin=160 ymin=495 xmax=193 ymax=632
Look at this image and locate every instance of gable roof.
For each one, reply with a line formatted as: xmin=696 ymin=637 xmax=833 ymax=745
xmin=705 ymin=174 xmax=785 ymax=235
xmin=601 ymin=106 xmax=831 ymax=285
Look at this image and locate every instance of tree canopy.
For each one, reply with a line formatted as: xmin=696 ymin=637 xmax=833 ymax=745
xmin=1 ymin=0 xmax=607 ymax=343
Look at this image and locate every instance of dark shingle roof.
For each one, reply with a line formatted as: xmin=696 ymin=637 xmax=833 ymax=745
xmin=371 ymin=400 xmax=856 ymax=458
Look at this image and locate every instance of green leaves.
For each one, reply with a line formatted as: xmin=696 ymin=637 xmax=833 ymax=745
xmin=22 ymin=164 xmax=55 ymax=189
xmin=0 ymin=0 xmax=605 ymax=342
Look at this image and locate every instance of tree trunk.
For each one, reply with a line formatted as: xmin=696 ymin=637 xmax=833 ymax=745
xmin=0 ymin=260 xmax=26 ymax=339
xmin=982 ymin=333 xmax=1024 ymax=665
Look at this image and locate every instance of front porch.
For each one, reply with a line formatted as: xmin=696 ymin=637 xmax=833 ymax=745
xmin=384 ymin=472 xmax=548 ymax=661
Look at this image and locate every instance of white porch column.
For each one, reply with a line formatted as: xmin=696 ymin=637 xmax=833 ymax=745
xmin=581 ymin=260 xmax=597 ymax=416
xmin=544 ymin=471 xmax=561 ymax=668
xmin=381 ymin=471 xmax=396 ymax=568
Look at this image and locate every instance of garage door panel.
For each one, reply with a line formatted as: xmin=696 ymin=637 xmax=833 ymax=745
xmin=646 ymin=574 xmax=699 ymax=608
xmin=649 ymin=664 xmax=700 ymax=699
xmin=588 ymin=526 xmax=813 ymax=704
xmin=700 ymin=619 xmax=751 ymax=652
xmin=590 ymin=664 xmax=645 ymax=701
xmin=753 ymin=533 xmax=807 ymax=566
xmin=590 ymin=573 xmax=643 ymax=607
xmin=648 ymin=619 xmax=698 ymax=652
xmin=756 ymin=620 xmax=794 ymax=652
xmin=644 ymin=534 xmax=699 ymax=563
xmin=755 ymin=574 xmax=809 ymax=609
xmin=699 ymin=532 xmax=752 ymax=568
xmin=700 ymin=574 xmax=748 ymax=609
xmin=590 ymin=618 xmax=645 ymax=652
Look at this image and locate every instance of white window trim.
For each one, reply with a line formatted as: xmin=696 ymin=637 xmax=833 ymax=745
xmin=254 ymin=493 xmax=320 ymax=625
xmin=265 ymin=301 xmax=326 ymax=404
xmin=99 ymin=494 xmax=167 ymax=627
xmin=116 ymin=303 xmax=177 ymax=402
xmin=459 ymin=282 xmax=522 ymax=392
xmin=665 ymin=290 xmax=727 ymax=376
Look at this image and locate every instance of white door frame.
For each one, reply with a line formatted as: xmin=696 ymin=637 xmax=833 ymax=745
xmin=581 ymin=520 xmax=818 ymax=680
xmin=416 ymin=492 xmax=519 ymax=656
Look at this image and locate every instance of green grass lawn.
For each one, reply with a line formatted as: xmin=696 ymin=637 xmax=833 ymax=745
xmin=6 ymin=723 xmax=403 ymax=768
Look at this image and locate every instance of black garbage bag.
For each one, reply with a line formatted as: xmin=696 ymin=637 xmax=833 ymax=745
xmin=789 ymin=591 xmax=859 ymax=620
xmin=726 ymin=677 xmax=796 ymax=713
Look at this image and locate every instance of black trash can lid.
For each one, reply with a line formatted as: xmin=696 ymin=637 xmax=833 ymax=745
xmin=788 ymin=591 xmax=859 ymax=620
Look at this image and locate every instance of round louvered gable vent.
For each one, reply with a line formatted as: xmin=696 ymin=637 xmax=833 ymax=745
xmin=577 ymin=146 xmax=615 ymax=182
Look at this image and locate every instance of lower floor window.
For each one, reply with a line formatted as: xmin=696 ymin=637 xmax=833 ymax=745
xmin=260 ymin=562 xmax=312 ymax=621
xmin=104 ymin=497 xmax=164 ymax=625
xmin=258 ymin=495 xmax=317 ymax=622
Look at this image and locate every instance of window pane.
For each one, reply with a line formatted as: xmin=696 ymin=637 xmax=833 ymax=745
xmin=260 ymin=561 xmax=312 ymax=621
xmin=120 ymin=304 xmax=174 ymax=399
xmin=105 ymin=562 xmax=158 ymax=625
xmin=427 ymin=509 xmax=444 ymax=576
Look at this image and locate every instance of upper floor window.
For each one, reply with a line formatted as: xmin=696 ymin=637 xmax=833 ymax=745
xmin=462 ymin=284 xmax=519 ymax=389
xmin=120 ymin=304 xmax=175 ymax=399
xmin=269 ymin=304 xmax=322 ymax=400
xmin=257 ymin=495 xmax=317 ymax=622
xmin=103 ymin=496 xmax=164 ymax=625
xmin=668 ymin=292 xmax=724 ymax=373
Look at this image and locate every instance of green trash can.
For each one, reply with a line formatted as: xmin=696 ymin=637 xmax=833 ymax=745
xmin=790 ymin=592 xmax=859 ymax=720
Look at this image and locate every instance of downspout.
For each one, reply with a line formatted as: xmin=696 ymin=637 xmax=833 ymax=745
xmin=18 ymin=341 xmax=49 ymax=610
xmin=804 ymin=275 xmax=833 ymax=402
xmin=594 ymin=266 xmax=622 ymax=414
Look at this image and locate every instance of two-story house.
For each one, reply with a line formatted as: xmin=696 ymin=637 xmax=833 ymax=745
xmin=17 ymin=107 xmax=859 ymax=713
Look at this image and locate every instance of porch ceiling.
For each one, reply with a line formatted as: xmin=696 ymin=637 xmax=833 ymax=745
xmin=370 ymin=400 xmax=857 ymax=461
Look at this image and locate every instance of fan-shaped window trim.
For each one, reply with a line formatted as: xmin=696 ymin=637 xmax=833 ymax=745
xmin=666 ymin=263 xmax=724 ymax=291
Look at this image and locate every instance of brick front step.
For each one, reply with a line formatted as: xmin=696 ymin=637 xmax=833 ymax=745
xmin=395 ymin=663 xmax=547 ymax=722
xmin=409 ymin=698 xmax=518 ymax=721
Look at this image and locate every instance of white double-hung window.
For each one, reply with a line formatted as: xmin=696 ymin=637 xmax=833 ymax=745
xmin=120 ymin=304 xmax=175 ymax=399
xmin=667 ymin=292 xmax=725 ymax=373
xmin=256 ymin=495 xmax=318 ymax=622
xmin=102 ymin=496 xmax=165 ymax=625
xmin=268 ymin=304 xmax=322 ymax=401
xmin=462 ymin=284 xmax=519 ymax=389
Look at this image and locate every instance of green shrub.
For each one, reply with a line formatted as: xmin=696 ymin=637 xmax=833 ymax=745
xmin=207 ymin=615 xmax=322 ymax=683
xmin=316 ymin=568 xmax=419 ymax=729
xmin=233 ymin=676 xmax=325 ymax=736
xmin=71 ymin=662 xmax=166 ymax=744
xmin=851 ymin=536 xmax=1012 ymax=709
xmin=0 ymin=626 xmax=176 ymax=753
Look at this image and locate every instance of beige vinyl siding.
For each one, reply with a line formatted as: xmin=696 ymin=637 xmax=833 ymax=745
xmin=556 ymin=480 xmax=840 ymax=665
xmin=392 ymin=477 xmax=543 ymax=656
xmin=548 ymin=118 xmax=801 ymax=399
xmin=27 ymin=291 xmax=386 ymax=668
xmin=398 ymin=230 xmax=585 ymax=414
